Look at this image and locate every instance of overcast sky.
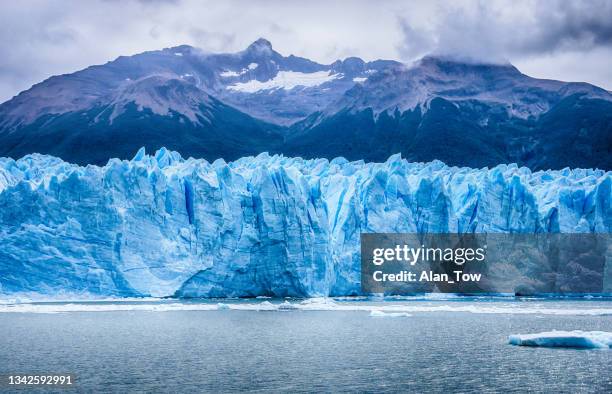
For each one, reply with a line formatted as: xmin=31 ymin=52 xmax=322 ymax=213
xmin=1 ymin=0 xmax=611 ymax=102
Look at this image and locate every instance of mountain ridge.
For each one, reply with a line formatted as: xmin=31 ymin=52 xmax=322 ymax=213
xmin=0 ymin=39 xmax=610 ymax=170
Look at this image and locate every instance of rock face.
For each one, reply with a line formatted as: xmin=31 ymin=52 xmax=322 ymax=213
xmin=1 ymin=149 xmax=609 ymax=298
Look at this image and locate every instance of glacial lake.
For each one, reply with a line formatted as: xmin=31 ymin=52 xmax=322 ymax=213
xmin=0 ymin=298 xmax=611 ymax=393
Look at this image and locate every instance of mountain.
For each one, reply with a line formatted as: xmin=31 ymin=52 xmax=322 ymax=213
xmin=285 ymin=56 xmax=612 ymax=169
xmin=0 ymin=77 xmax=285 ymax=165
xmin=1 ymin=150 xmax=609 ymax=297
xmin=0 ymin=39 xmax=610 ymax=169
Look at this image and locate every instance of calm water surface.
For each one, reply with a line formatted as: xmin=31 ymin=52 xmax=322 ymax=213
xmin=0 ymin=299 xmax=611 ymax=393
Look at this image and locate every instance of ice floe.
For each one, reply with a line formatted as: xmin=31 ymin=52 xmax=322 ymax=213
xmin=508 ymin=331 xmax=612 ymax=349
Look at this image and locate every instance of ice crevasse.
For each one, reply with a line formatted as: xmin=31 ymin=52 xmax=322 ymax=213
xmin=0 ymin=148 xmax=610 ymax=298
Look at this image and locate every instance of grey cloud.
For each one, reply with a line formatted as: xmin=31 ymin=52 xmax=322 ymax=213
xmin=527 ymin=0 xmax=612 ymax=52
xmin=396 ymin=0 xmax=612 ymax=62
xmin=36 ymin=26 xmax=78 ymax=45
xmin=188 ymin=29 xmax=236 ymax=52
xmin=0 ymin=0 xmax=611 ymax=102
xmin=397 ymin=19 xmax=436 ymax=60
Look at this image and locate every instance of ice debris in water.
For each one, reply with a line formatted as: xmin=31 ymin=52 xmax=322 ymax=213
xmin=0 ymin=148 xmax=610 ymax=298
xmin=369 ymin=310 xmax=412 ymax=318
xmin=508 ymin=331 xmax=612 ymax=349
xmin=1 ymin=299 xmax=612 ymax=315
xmin=278 ymin=301 xmax=299 ymax=310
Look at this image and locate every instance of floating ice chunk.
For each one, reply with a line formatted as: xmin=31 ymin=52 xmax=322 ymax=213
xmin=216 ymin=303 xmax=230 ymax=310
xmin=255 ymin=301 xmax=278 ymax=311
xmin=508 ymin=330 xmax=612 ymax=349
xmin=298 ymin=297 xmax=339 ymax=310
xmin=370 ymin=310 xmax=412 ymax=318
xmin=278 ymin=301 xmax=299 ymax=311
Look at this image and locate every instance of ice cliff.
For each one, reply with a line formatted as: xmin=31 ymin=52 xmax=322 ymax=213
xmin=0 ymin=148 xmax=610 ymax=298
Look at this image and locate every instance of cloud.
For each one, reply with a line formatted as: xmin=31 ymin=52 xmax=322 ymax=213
xmin=531 ymin=0 xmax=612 ymax=51
xmin=187 ymin=30 xmax=236 ymax=52
xmin=0 ymin=0 xmax=610 ymax=103
xmin=397 ymin=19 xmax=436 ymax=60
xmin=396 ymin=0 xmax=612 ymax=62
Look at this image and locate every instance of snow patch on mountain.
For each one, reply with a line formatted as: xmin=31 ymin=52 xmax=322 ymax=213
xmin=220 ymin=63 xmax=259 ymax=78
xmin=227 ymin=71 xmax=342 ymax=93
xmin=220 ymin=70 xmax=241 ymax=77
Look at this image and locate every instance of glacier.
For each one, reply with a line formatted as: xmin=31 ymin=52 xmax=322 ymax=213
xmin=0 ymin=148 xmax=610 ymax=298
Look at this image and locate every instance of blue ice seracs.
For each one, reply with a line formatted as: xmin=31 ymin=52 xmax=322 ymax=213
xmin=0 ymin=149 xmax=610 ymax=298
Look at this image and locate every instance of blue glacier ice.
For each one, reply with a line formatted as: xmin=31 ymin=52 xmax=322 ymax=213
xmin=509 ymin=331 xmax=612 ymax=349
xmin=0 ymin=148 xmax=610 ymax=298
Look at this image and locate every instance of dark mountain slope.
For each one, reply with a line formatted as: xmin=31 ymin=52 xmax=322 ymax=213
xmin=1 ymin=97 xmax=284 ymax=166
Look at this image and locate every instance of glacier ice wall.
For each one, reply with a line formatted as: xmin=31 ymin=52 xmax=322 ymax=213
xmin=0 ymin=148 xmax=610 ymax=298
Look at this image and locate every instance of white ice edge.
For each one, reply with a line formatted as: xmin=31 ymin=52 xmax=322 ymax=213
xmin=508 ymin=330 xmax=612 ymax=349
xmin=1 ymin=298 xmax=611 ymax=315
xmin=370 ymin=310 xmax=412 ymax=317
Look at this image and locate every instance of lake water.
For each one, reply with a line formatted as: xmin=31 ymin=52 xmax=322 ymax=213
xmin=0 ymin=298 xmax=611 ymax=393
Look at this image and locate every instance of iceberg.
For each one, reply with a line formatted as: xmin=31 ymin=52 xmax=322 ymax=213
xmin=0 ymin=148 xmax=610 ymax=298
xmin=508 ymin=331 xmax=612 ymax=349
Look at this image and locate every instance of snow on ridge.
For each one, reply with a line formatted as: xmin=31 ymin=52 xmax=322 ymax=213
xmin=227 ymin=71 xmax=342 ymax=93
xmin=220 ymin=63 xmax=259 ymax=78
xmin=220 ymin=70 xmax=241 ymax=77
